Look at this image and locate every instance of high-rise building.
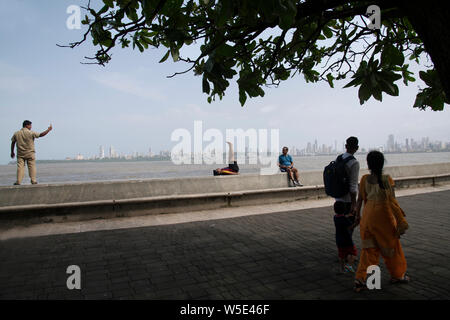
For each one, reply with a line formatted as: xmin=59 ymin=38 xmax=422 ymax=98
xmin=422 ymin=137 xmax=429 ymax=150
xmin=387 ymin=134 xmax=395 ymax=152
xmin=109 ymin=146 xmax=116 ymax=158
xmin=99 ymin=146 xmax=105 ymax=159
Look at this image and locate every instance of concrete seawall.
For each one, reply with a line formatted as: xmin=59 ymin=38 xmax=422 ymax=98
xmin=1 ymin=162 xmax=449 ymax=225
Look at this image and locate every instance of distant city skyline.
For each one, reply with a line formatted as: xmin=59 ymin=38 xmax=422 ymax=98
xmin=62 ymin=134 xmax=450 ymax=161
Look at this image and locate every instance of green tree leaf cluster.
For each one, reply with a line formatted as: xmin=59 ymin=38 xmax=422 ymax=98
xmin=64 ymin=0 xmax=449 ymax=111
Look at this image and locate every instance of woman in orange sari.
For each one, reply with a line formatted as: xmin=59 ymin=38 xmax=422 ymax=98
xmin=354 ymin=151 xmax=410 ymax=292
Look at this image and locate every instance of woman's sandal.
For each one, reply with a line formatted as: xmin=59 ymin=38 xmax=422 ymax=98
xmin=344 ymin=264 xmax=355 ymax=273
xmin=353 ymin=279 xmax=367 ymax=292
xmin=390 ymin=274 xmax=410 ymax=284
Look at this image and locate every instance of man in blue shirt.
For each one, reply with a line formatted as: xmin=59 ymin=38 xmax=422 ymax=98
xmin=278 ymin=147 xmax=303 ymax=186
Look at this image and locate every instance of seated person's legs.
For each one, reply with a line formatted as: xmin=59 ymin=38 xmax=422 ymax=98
xmin=292 ymin=167 xmax=303 ymax=186
xmin=286 ymin=167 xmax=293 ymax=179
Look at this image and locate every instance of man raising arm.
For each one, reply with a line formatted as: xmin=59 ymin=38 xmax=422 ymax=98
xmin=11 ymin=124 xmax=52 ymax=159
xmin=11 ymin=121 xmax=52 ymax=185
xmin=39 ymin=124 xmax=52 ymax=138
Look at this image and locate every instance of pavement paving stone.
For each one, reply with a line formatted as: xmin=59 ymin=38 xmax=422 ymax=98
xmin=0 ymin=190 xmax=449 ymax=299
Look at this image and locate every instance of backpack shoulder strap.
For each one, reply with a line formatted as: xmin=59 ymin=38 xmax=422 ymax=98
xmin=343 ymin=155 xmax=355 ymax=163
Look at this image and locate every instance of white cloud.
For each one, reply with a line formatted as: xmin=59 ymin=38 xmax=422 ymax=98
xmin=91 ymin=71 xmax=166 ymax=102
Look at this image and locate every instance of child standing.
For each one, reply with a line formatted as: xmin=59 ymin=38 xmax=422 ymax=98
xmin=333 ymin=201 xmax=358 ymax=273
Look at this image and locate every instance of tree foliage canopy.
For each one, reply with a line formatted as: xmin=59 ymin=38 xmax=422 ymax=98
xmin=65 ymin=0 xmax=449 ymax=110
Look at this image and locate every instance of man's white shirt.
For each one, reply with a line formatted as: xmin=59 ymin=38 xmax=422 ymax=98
xmin=335 ymin=152 xmax=360 ymax=203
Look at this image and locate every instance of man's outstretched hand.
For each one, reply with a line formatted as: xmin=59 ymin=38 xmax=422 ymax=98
xmin=39 ymin=124 xmax=53 ymax=137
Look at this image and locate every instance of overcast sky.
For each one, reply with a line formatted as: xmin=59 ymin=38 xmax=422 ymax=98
xmin=1 ymin=0 xmax=449 ymax=164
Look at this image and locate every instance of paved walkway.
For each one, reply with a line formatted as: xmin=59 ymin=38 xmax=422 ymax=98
xmin=1 ymin=190 xmax=450 ymax=300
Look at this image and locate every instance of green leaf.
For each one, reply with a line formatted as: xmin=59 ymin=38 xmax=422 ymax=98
xmin=160 ymin=0 xmax=183 ymax=16
xmin=239 ymin=89 xmax=247 ymax=106
xmin=277 ymin=0 xmax=297 ymax=30
xmin=120 ymin=38 xmax=130 ymax=48
xmin=381 ymin=44 xmax=404 ymax=67
xmin=135 ymin=41 xmax=144 ymax=52
xmin=274 ymin=67 xmax=290 ymax=81
xmin=170 ymin=47 xmax=180 ymax=62
xmin=413 ymin=92 xmax=425 ymax=109
xmin=204 ymin=58 xmax=214 ymax=73
xmin=126 ymin=7 xmax=139 ymax=22
xmin=98 ymin=4 xmax=110 ymax=15
xmin=159 ymin=50 xmax=170 ymax=63
xmin=343 ymin=76 xmax=362 ymax=88
xmin=322 ymin=27 xmax=333 ymax=39
xmin=358 ymin=81 xmax=371 ymax=105
xmin=216 ymin=44 xmax=235 ymax=58
xmin=216 ymin=0 xmax=233 ymax=28
xmin=372 ymin=87 xmax=383 ymax=101
xmin=100 ymin=38 xmax=113 ymax=47
xmin=326 ymin=73 xmax=334 ymax=88
xmin=414 ymin=90 xmax=445 ymax=111
xmin=142 ymin=0 xmax=158 ymax=18
xmin=419 ymin=70 xmax=435 ymax=86
xmin=379 ymin=79 xmax=399 ymax=96
xmin=202 ymin=77 xmax=210 ymax=94
xmin=103 ymin=0 xmax=114 ymax=8
xmin=413 ymin=70 xmax=448 ymax=110
xmin=81 ymin=15 xmax=90 ymax=25
xmin=373 ymin=44 xmax=382 ymax=55
xmin=258 ymin=87 xmax=265 ymax=97
xmin=430 ymin=93 xmax=445 ymax=110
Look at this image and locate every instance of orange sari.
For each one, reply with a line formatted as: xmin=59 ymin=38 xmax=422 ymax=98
xmin=355 ymin=174 xmax=409 ymax=280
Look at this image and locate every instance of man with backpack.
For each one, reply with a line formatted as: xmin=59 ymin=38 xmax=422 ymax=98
xmin=323 ymin=136 xmax=360 ymax=272
xmin=333 ymin=136 xmax=360 ymax=213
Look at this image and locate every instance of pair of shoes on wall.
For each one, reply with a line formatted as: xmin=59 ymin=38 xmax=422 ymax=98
xmin=14 ymin=182 xmax=38 ymax=185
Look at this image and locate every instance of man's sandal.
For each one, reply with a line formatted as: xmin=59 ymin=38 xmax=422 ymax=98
xmin=390 ymin=274 xmax=410 ymax=284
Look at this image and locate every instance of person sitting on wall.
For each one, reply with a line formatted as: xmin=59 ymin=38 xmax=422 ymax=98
xmin=278 ymin=146 xmax=303 ymax=186
xmin=213 ymin=142 xmax=239 ymax=176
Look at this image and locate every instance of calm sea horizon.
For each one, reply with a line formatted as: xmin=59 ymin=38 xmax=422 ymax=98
xmin=1 ymin=151 xmax=449 ymax=186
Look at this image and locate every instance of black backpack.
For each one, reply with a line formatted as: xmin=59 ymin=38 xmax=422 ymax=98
xmin=323 ymin=154 xmax=355 ymax=198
